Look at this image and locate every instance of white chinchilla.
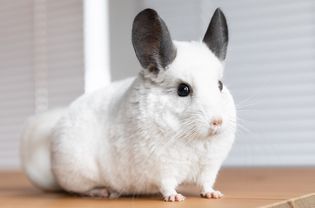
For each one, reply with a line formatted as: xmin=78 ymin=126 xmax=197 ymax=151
xmin=21 ymin=8 xmax=236 ymax=202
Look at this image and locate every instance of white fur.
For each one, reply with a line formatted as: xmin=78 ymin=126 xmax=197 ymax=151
xmin=21 ymin=41 xmax=236 ymax=199
xmin=20 ymin=108 xmax=64 ymax=191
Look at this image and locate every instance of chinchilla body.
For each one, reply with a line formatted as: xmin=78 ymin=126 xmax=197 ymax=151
xmin=21 ymin=8 xmax=236 ymax=201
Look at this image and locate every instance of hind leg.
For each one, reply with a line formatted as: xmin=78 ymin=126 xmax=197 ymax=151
xmin=52 ymin=146 xmax=119 ymax=199
xmin=51 ymin=112 xmax=118 ymax=198
xmin=53 ymin=163 xmax=121 ymax=199
xmin=83 ymin=187 xmax=121 ymax=199
xmin=85 ymin=187 xmax=109 ymax=198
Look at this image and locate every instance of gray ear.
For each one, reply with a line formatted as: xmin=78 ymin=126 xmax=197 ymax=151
xmin=203 ymin=8 xmax=228 ymax=61
xmin=132 ymin=9 xmax=176 ymax=73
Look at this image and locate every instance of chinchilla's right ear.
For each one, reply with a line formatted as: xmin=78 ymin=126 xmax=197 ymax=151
xmin=203 ymin=8 xmax=229 ymax=61
xmin=132 ymin=9 xmax=176 ymax=74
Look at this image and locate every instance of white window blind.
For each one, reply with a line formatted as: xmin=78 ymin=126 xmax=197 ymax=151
xmin=0 ymin=0 xmax=34 ymax=169
xmin=0 ymin=0 xmax=84 ymax=169
xmin=145 ymin=0 xmax=315 ymax=166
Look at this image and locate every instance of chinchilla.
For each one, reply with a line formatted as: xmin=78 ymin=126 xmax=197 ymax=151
xmin=21 ymin=8 xmax=236 ymax=202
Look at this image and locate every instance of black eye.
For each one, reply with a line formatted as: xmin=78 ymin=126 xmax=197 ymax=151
xmin=177 ymin=83 xmax=191 ymax=97
xmin=218 ymin=80 xmax=223 ymax=91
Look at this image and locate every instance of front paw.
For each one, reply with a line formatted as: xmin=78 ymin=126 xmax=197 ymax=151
xmin=200 ymin=190 xmax=223 ymax=199
xmin=164 ymin=193 xmax=185 ymax=202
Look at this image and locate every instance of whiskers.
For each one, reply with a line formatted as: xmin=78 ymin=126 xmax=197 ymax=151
xmin=233 ymin=96 xmax=258 ymax=136
xmin=235 ymin=96 xmax=257 ymax=113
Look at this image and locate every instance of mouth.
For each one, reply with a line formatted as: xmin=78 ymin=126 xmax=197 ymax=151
xmin=208 ymin=127 xmax=221 ymax=136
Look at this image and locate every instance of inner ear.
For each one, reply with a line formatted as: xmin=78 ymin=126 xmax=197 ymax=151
xmin=203 ymin=8 xmax=228 ymax=61
xmin=132 ymin=9 xmax=176 ymax=73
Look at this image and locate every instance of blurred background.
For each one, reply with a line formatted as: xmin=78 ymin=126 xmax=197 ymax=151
xmin=0 ymin=0 xmax=315 ymax=170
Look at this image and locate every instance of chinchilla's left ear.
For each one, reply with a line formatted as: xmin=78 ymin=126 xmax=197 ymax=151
xmin=203 ymin=8 xmax=228 ymax=61
xmin=132 ymin=8 xmax=176 ymax=73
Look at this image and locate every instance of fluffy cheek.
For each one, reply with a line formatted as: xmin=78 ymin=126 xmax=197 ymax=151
xmin=180 ymin=109 xmax=211 ymax=139
xmin=150 ymin=93 xmax=191 ymax=132
xmin=196 ymin=124 xmax=212 ymax=138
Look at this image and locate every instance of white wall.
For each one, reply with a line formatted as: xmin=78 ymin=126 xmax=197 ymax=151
xmin=108 ymin=0 xmax=144 ymax=80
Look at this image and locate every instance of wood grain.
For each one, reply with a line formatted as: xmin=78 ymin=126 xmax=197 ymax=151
xmin=0 ymin=168 xmax=314 ymax=208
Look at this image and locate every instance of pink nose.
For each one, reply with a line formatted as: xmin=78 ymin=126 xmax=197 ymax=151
xmin=211 ymin=118 xmax=223 ymax=127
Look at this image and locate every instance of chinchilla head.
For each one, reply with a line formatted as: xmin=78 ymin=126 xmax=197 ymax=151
xmin=131 ymin=8 xmax=236 ymax=139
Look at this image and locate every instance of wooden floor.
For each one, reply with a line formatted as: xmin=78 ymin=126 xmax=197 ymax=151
xmin=0 ymin=168 xmax=314 ymax=208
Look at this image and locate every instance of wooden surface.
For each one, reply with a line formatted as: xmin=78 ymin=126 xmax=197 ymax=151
xmin=0 ymin=168 xmax=314 ymax=208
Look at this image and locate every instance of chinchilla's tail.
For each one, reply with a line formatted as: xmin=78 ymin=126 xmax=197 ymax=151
xmin=20 ymin=108 xmax=65 ymax=191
